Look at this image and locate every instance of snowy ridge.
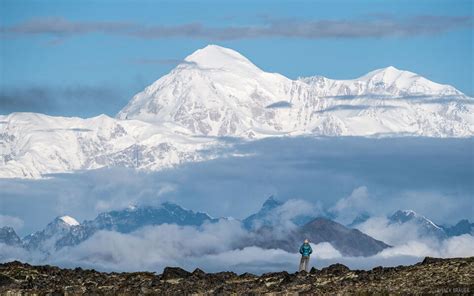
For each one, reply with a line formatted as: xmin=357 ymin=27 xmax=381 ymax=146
xmin=1 ymin=45 xmax=473 ymax=178
xmin=300 ymin=66 xmax=462 ymax=97
xmin=0 ymin=112 xmax=219 ymax=178
xmin=388 ymin=209 xmax=446 ymax=239
xmin=390 ymin=210 xmax=442 ymax=230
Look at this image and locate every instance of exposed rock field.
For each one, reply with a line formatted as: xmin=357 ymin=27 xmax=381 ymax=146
xmin=0 ymin=257 xmax=472 ymax=295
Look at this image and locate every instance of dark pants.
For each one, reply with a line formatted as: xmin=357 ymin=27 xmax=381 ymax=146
xmin=299 ymin=256 xmax=310 ymax=272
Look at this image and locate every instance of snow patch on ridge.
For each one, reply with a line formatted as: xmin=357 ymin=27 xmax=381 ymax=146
xmin=59 ymin=216 xmax=79 ymax=226
xmin=184 ymin=44 xmax=258 ymax=71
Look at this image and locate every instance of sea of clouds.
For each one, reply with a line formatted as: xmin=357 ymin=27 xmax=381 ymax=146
xmin=1 ymin=137 xmax=473 ymax=273
xmin=1 ymin=216 xmax=473 ymax=274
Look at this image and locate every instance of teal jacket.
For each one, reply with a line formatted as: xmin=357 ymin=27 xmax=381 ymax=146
xmin=299 ymin=243 xmax=312 ymax=257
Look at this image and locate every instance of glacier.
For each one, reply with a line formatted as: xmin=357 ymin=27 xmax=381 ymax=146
xmin=1 ymin=45 xmax=473 ymax=178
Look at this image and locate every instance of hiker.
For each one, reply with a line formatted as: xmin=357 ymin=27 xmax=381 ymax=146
xmin=299 ymin=239 xmax=312 ymax=272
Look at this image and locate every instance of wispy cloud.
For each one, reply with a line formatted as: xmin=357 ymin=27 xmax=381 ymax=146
xmin=0 ymin=215 xmax=24 ymax=230
xmin=2 ymin=17 xmax=135 ymax=36
xmin=127 ymin=58 xmax=197 ymax=66
xmin=1 ymin=219 xmax=473 ymax=274
xmin=1 ymin=15 xmax=471 ymax=41
xmin=0 ymin=85 xmax=124 ymax=117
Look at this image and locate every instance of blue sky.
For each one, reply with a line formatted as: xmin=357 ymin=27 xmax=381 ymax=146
xmin=0 ymin=0 xmax=472 ymax=117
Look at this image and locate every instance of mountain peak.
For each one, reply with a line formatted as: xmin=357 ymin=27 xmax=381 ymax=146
xmin=262 ymin=195 xmax=283 ymax=210
xmin=359 ymin=65 xmax=411 ymax=81
xmin=184 ymin=44 xmax=258 ymax=71
xmin=379 ymin=65 xmax=401 ymax=72
xmin=389 ymin=209 xmax=443 ymax=231
xmin=390 ymin=209 xmax=418 ymax=221
xmin=58 ymin=215 xmax=80 ymax=226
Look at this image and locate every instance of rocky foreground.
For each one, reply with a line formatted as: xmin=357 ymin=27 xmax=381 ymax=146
xmin=0 ymin=257 xmax=473 ymax=295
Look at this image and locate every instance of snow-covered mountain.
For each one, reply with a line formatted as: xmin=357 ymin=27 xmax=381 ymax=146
xmin=118 ymin=45 xmax=473 ymax=138
xmin=1 ymin=45 xmax=473 ymax=178
xmin=388 ymin=210 xmax=446 ymax=240
xmin=20 ymin=203 xmax=217 ymax=252
xmin=0 ymin=112 xmax=218 ymax=178
xmin=23 ymin=215 xmax=81 ymax=251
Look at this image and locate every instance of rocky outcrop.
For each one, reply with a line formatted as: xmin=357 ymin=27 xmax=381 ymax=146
xmin=1 ymin=257 xmax=472 ymax=295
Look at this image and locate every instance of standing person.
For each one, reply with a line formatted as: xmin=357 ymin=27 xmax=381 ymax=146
xmin=299 ymin=239 xmax=312 ymax=272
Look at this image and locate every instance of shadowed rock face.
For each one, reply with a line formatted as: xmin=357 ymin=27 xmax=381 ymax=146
xmin=252 ymin=217 xmax=390 ymax=257
xmin=299 ymin=218 xmax=390 ymax=256
xmin=0 ymin=257 xmax=472 ymax=295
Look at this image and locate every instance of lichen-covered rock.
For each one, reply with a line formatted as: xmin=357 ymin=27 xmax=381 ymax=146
xmin=0 ymin=257 xmax=472 ymax=295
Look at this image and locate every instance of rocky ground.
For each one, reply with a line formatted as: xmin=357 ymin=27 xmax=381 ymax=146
xmin=0 ymin=257 xmax=472 ymax=295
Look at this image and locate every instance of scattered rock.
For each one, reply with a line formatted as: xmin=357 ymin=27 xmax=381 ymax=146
xmin=0 ymin=274 xmax=14 ymax=286
xmin=0 ymin=257 xmax=472 ymax=295
xmin=422 ymin=257 xmax=446 ymax=265
xmin=191 ymin=268 xmax=206 ymax=278
xmin=321 ymin=263 xmax=350 ymax=276
xmin=161 ymin=267 xmax=191 ymax=280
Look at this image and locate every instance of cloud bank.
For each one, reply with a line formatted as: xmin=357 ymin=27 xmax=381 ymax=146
xmin=1 ymin=137 xmax=472 ymax=236
xmin=1 ymin=15 xmax=471 ymax=41
xmin=0 ymin=136 xmax=472 ymax=273
xmin=1 ymin=218 xmax=472 ymax=274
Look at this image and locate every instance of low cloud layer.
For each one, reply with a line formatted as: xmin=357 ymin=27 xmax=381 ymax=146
xmin=1 ymin=137 xmax=472 ymax=236
xmin=1 ymin=218 xmax=472 ymax=274
xmin=1 ymin=15 xmax=471 ymax=41
xmin=1 ymin=182 xmax=473 ymax=273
